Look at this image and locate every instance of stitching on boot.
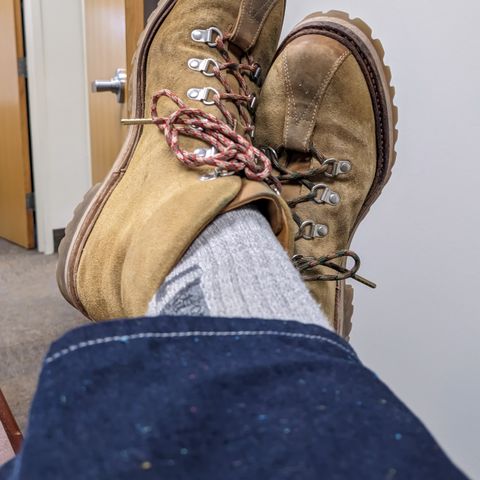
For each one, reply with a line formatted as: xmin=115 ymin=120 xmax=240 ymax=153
xmin=302 ymin=50 xmax=350 ymax=150
xmin=283 ymin=48 xmax=351 ymax=151
xmin=232 ymin=0 xmax=279 ymax=51
xmin=283 ymin=53 xmax=294 ymax=148
xmin=246 ymin=0 xmax=278 ymax=51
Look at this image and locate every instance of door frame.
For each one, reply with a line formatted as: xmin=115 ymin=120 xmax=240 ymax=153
xmin=23 ymin=0 xmax=149 ymax=254
xmin=23 ymin=0 xmax=92 ymax=254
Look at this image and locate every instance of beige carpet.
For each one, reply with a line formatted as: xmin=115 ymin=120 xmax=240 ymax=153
xmin=0 ymin=239 xmax=86 ymax=432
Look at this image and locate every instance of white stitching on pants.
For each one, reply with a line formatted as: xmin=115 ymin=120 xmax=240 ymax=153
xmin=45 ymin=330 xmax=356 ymax=364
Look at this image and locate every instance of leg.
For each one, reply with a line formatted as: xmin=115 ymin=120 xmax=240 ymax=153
xmin=1 ymin=206 xmax=466 ymax=479
xmin=0 ymin=315 xmax=465 ymax=479
xmin=147 ymin=207 xmax=329 ymax=329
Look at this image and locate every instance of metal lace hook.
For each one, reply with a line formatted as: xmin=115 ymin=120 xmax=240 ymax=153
xmin=322 ymin=158 xmax=352 ymax=178
xmin=188 ymin=58 xmax=221 ymax=77
xmin=191 ymin=27 xmax=223 ymax=48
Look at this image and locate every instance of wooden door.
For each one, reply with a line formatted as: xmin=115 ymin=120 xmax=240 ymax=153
xmin=85 ymin=0 xmax=152 ymax=184
xmin=84 ymin=0 xmax=128 ymax=184
xmin=0 ymin=0 xmax=35 ymax=248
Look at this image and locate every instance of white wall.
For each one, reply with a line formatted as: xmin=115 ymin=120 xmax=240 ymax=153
xmin=281 ymin=1 xmax=480 ymax=478
xmin=24 ymin=0 xmax=91 ymax=254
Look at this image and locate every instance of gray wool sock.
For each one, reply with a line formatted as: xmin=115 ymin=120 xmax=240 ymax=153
xmin=146 ymin=206 xmax=330 ymax=330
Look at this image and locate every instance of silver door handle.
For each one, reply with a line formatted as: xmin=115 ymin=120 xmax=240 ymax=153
xmin=92 ymin=68 xmax=127 ymax=103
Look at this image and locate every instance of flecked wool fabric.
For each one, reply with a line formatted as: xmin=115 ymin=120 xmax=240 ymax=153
xmin=147 ymin=207 xmax=329 ymax=329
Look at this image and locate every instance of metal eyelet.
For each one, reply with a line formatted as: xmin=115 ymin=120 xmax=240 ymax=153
xmin=188 ymin=58 xmax=220 ymax=77
xmin=194 ymin=146 xmax=218 ymax=158
xmin=187 ymin=87 xmax=220 ymax=106
xmin=191 ymin=27 xmax=223 ymax=47
xmin=298 ymin=220 xmax=329 ymax=240
xmin=311 ymin=184 xmax=341 ymax=206
xmin=248 ymin=94 xmax=257 ymax=114
xmin=322 ymin=158 xmax=352 ymax=178
xmin=260 ymin=146 xmax=279 ymax=164
xmin=250 ymin=65 xmax=262 ymax=85
xmin=200 ymin=167 xmax=236 ymax=182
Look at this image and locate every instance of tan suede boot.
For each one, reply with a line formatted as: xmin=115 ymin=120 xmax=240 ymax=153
xmin=57 ymin=0 xmax=293 ymax=321
xmin=256 ymin=11 xmax=398 ymax=338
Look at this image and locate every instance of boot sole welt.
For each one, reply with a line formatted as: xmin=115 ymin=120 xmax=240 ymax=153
xmin=280 ymin=11 xmax=398 ymax=339
xmin=57 ymin=0 xmax=178 ymax=317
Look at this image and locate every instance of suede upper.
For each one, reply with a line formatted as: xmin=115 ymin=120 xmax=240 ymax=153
xmin=256 ymin=33 xmax=376 ymax=329
xmin=76 ymin=0 xmax=291 ymax=320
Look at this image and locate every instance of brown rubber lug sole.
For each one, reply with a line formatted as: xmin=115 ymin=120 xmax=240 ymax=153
xmin=342 ymin=284 xmax=355 ymax=341
xmin=56 ymin=0 xmax=178 ymax=317
xmin=281 ymin=11 xmax=398 ymax=339
xmin=57 ymin=183 xmax=101 ymax=310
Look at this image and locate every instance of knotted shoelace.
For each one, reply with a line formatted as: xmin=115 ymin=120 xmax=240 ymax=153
xmin=293 ymin=251 xmax=376 ymax=288
xmin=267 ymin=148 xmax=331 ymax=208
xmin=151 ymin=89 xmax=275 ymax=183
xmin=144 ymin=32 xmax=280 ymax=190
xmin=208 ymin=33 xmax=258 ymax=137
xmin=263 ymin=148 xmax=375 ymax=288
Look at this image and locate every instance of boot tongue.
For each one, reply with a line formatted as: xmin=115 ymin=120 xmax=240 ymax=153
xmin=229 ymin=0 xmax=282 ymax=52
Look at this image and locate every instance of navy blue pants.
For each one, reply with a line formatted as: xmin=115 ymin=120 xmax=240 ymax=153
xmin=1 ymin=316 xmax=466 ymax=479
